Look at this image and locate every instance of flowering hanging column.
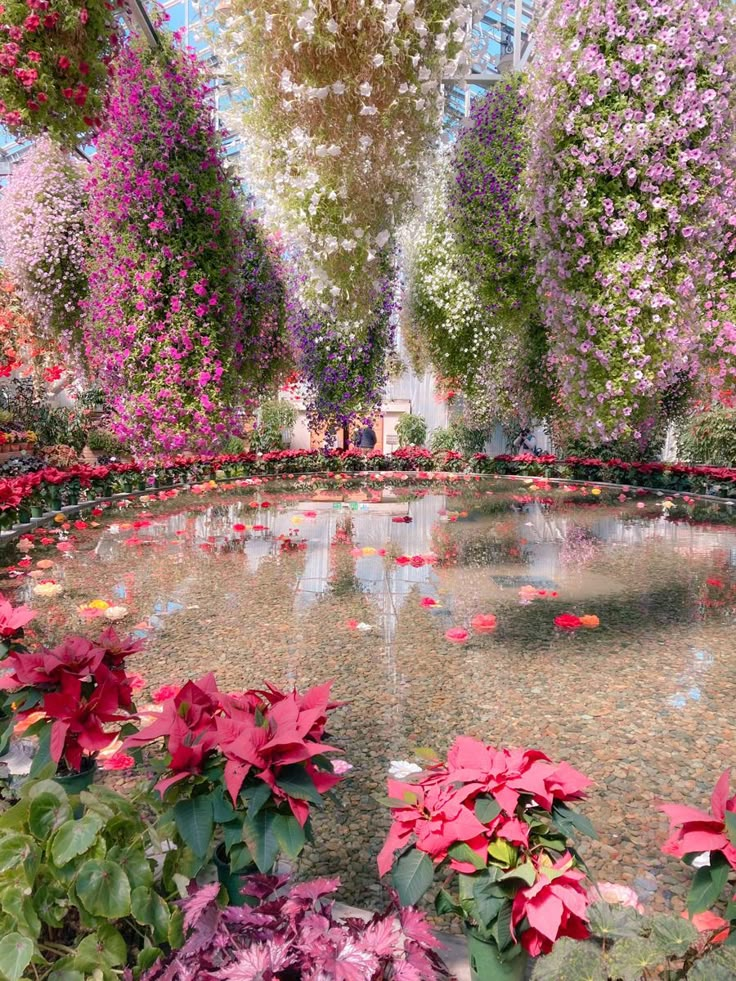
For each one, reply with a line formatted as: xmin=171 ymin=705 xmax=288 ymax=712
xmin=209 ymin=0 xmax=487 ymax=434
xmin=84 ymin=37 xmax=290 ymax=455
xmin=525 ymin=0 xmax=736 ymax=450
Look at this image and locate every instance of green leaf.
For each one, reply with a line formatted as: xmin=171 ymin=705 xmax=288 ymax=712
xmin=173 ymin=797 xmax=214 ymax=859
xmin=106 ymin=845 xmax=153 ymax=888
xmin=474 ymin=796 xmax=502 ymax=825
xmin=650 ymin=914 xmax=699 ymax=955
xmin=0 ymin=801 xmax=30 ymax=831
xmin=435 ymin=888 xmax=463 ymax=917
xmin=492 ymin=901 xmax=515 ymax=952
xmin=551 ymin=802 xmax=596 ymax=840
xmin=50 ymin=814 xmax=103 ymax=867
xmin=688 ymin=852 xmax=730 ymax=914
xmin=211 ymin=788 xmax=236 ymax=823
xmin=688 ymin=948 xmax=736 ymax=981
xmin=472 ymin=876 xmax=506 ymax=929
xmin=1 ymin=884 xmax=41 ymax=938
xmin=168 ymin=907 xmax=185 ymax=948
xmin=0 ymin=932 xmax=34 ymax=981
xmin=487 ymin=838 xmax=517 ymax=866
xmin=501 ymin=861 xmax=536 ymax=887
xmin=606 ymin=938 xmax=666 ymax=981
xmin=74 ymin=860 xmax=131 ymax=919
xmin=33 ymin=880 xmax=68 ymax=929
xmin=531 ymin=937 xmax=607 ymax=980
xmin=136 ymin=948 xmax=163 ymax=975
xmin=0 ymin=834 xmax=34 ymax=874
xmin=28 ymin=792 xmax=72 ymax=840
xmin=587 ymin=901 xmax=642 ymax=939
xmin=131 ymin=887 xmax=171 ymax=943
xmin=72 ymin=925 xmax=126 ymax=972
xmin=391 ymin=849 xmax=434 ymax=907
xmin=272 ymin=813 xmax=306 ymax=859
xmin=274 ymin=765 xmax=323 ymax=805
xmin=28 ymin=725 xmax=52 ymax=779
xmin=48 ymin=971 xmax=84 ymax=981
xmin=242 ymin=809 xmax=279 ymax=872
xmin=448 ymin=842 xmax=486 ymax=870
xmin=243 ymin=780 xmax=273 ymax=817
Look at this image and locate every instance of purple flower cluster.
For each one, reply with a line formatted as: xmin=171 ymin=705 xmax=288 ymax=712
xmin=526 ymin=0 xmax=736 ymax=445
xmin=289 ymin=261 xmax=397 ymax=437
xmin=448 ymin=78 xmax=549 ymax=426
xmin=83 ymin=37 xmax=290 ymax=455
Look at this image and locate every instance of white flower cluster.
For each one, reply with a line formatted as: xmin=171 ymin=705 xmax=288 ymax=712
xmin=0 ymin=136 xmax=87 ymax=344
xmin=401 ymin=151 xmax=494 ymax=382
xmin=209 ymin=0 xmax=488 ymax=319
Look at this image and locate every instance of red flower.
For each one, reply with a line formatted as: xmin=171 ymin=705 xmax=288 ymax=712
xmin=554 ymin=613 xmax=583 ymax=631
xmin=152 ymin=683 xmax=180 ymax=703
xmin=471 ymin=614 xmax=497 ymax=634
xmin=232 ymin=523 xmax=247 ymax=532
xmin=0 ymin=596 xmax=35 ymax=638
xmin=660 ymin=769 xmax=736 ymax=869
xmin=410 ymin=555 xmax=425 ymax=568
xmin=58 ymin=55 xmax=71 ymax=69
xmin=395 ymin=555 xmax=410 ymax=566
xmin=511 ymin=855 xmax=590 ymax=956
xmin=101 ymin=752 xmax=135 ymax=771
xmin=420 ymin=597 xmax=438 ymax=608
xmin=706 ymin=578 xmax=724 ymax=588
xmin=445 ymin=627 xmax=468 ymax=644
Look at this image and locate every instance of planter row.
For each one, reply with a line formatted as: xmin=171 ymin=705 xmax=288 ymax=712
xmin=0 ymin=447 xmax=734 ymax=537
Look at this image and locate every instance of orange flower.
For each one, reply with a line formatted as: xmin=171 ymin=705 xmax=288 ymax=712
xmin=579 ymin=615 xmax=600 ymax=629
xmin=36 ymin=559 xmax=54 ymax=569
xmin=471 ymin=613 xmax=497 ymax=634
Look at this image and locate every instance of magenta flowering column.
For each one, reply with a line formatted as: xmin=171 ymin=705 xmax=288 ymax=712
xmin=84 ymin=38 xmax=290 ymax=455
xmin=526 ymin=0 xmax=736 ymax=447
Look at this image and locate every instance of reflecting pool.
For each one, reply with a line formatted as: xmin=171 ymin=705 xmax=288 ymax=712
xmin=6 ymin=475 xmax=736 ymax=915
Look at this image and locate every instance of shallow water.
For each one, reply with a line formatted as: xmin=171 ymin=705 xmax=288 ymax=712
xmin=7 ymin=476 xmax=736 ymax=916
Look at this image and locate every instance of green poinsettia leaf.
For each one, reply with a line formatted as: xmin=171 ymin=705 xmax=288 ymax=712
xmin=688 ymin=852 xmax=730 ymax=915
xmin=391 ymin=849 xmax=434 ymax=908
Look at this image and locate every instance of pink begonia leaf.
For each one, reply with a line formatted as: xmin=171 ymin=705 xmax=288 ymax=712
xmin=288 ymin=877 xmax=341 ymax=902
xmin=358 ymin=916 xmax=401 ymax=957
xmin=182 ymin=883 xmax=220 ymax=933
xmin=711 ymin=769 xmax=732 ymax=821
xmin=399 ymin=907 xmax=445 ymax=950
xmin=392 ymin=961 xmax=424 ymax=981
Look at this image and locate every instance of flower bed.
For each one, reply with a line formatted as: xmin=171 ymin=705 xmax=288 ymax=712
xmin=0 ymin=447 xmax=736 ymax=535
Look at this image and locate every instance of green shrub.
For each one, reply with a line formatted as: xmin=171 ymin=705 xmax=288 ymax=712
xmin=0 ymin=778 xmax=180 ymax=979
xmin=430 ymin=421 xmax=486 ymax=455
xmin=677 ymin=407 xmax=736 ymax=467
xmin=395 ymin=413 xmax=427 ymax=447
xmin=86 ymin=428 xmax=126 ymax=456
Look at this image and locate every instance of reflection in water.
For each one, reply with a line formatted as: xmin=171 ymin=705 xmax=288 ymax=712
xmin=15 ymin=478 xmax=736 ymax=913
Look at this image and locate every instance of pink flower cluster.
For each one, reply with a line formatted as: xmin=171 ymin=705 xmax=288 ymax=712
xmin=526 ymin=0 xmax=736 ymax=444
xmin=84 ymin=38 xmax=290 ymax=455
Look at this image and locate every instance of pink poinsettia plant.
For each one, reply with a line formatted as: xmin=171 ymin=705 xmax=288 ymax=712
xmin=0 ymin=615 xmax=142 ymax=774
xmin=379 ymin=737 xmax=595 ymax=961
xmin=660 ymin=769 xmax=736 ymax=928
xmin=139 ymin=875 xmax=449 ymax=980
xmin=123 ymin=673 xmax=346 ymax=876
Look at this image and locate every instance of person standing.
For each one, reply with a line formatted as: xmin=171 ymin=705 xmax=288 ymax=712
xmin=355 ymin=420 xmax=378 ymax=451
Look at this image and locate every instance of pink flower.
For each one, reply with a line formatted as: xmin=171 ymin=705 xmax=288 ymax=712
xmin=589 ymin=882 xmax=643 ymax=914
xmin=152 ymin=683 xmax=180 ymax=704
xmin=445 ymin=627 xmax=468 ymax=644
xmin=660 ymin=769 xmax=736 ymax=869
xmin=471 ymin=613 xmax=497 ymax=634
xmin=511 ymin=855 xmax=590 ymax=956
xmin=331 ymin=759 xmax=354 ymax=775
xmin=101 ymin=752 xmax=135 ymax=771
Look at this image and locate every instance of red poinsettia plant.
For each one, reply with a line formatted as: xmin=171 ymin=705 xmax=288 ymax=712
xmin=123 ymin=673 xmax=346 ymax=876
xmin=379 ymin=736 xmax=595 ymax=964
xmin=0 ymin=620 xmax=141 ymax=774
xmin=660 ymin=769 xmax=736 ymax=933
xmin=0 ymin=0 xmax=121 ymax=144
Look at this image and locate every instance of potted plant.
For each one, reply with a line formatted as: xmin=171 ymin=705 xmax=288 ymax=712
xmin=378 ymin=737 xmax=595 ymax=980
xmin=124 ymin=673 xmax=347 ymax=904
xmin=0 ymin=621 xmax=142 ymax=789
xmin=137 ymin=875 xmax=450 ymax=979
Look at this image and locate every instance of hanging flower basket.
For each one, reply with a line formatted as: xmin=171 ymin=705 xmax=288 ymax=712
xmin=0 ymin=0 xmax=123 ymax=145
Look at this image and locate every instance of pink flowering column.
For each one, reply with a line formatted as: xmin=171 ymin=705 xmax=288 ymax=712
xmin=525 ymin=0 xmax=736 ymax=446
xmin=84 ymin=37 xmax=290 ymax=454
